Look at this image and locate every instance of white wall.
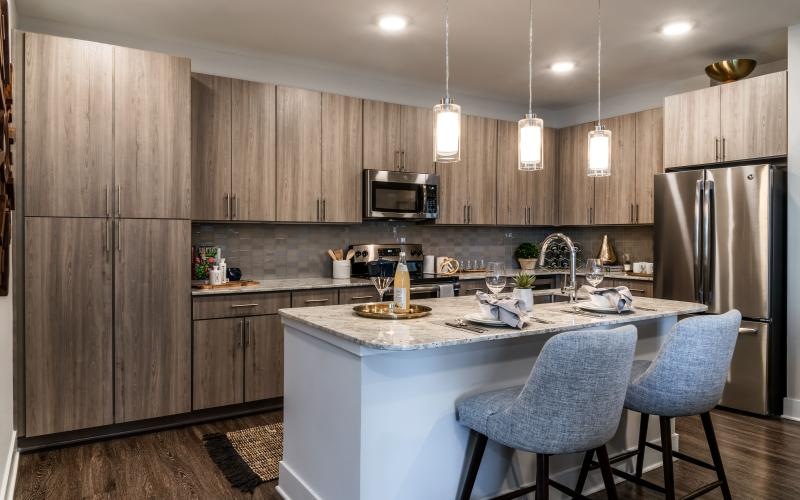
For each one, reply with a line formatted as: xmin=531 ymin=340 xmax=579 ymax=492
xmin=785 ymin=25 xmax=800 ymax=420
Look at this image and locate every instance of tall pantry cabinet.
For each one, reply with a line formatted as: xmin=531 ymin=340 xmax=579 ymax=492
xmin=23 ymin=33 xmax=191 ymax=436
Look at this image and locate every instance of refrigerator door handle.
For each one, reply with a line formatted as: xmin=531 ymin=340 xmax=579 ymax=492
xmin=702 ymin=179 xmax=716 ymax=305
xmin=694 ymin=179 xmax=704 ymax=303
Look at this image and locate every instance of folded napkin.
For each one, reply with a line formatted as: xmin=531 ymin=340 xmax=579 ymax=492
xmin=581 ymin=285 xmax=634 ymax=312
xmin=475 ymin=291 xmax=526 ymax=328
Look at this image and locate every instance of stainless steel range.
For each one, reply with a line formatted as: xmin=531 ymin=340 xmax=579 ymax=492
xmin=349 ymin=243 xmax=459 ymax=299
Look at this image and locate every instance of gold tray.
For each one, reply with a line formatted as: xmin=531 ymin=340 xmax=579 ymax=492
xmin=353 ymin=303 xmax=432 ymax=320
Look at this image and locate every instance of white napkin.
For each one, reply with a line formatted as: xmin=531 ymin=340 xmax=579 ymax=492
xmin=581 ymin=285 xmax=634 ymax=312
xmin=475 ymin=291 xmax=526 ymax=328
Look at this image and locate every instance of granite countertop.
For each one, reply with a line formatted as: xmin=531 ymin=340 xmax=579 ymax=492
xmin=279 ymin=295 xmax=705 ymax=351
xmin=191 ymin=277 xmax=373 ymax=296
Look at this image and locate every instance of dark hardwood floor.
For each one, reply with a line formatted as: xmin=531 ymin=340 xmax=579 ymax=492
xmin=13 ymin=409 xmax=800 ymax=499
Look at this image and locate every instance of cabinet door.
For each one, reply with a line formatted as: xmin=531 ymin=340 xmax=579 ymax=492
xmin=114 ymin=47 xmax=191 ymax=219
xmin=496 ymin=120 xmax=529 ymax=225
xmin=193 ymin=318 xmax=244 ymax=410
xmin=321 ymin=93 xmax=362 ymax=223
xmin=460 ymin=279 xmax=489 ymax=296
xmin=593 ymin=113 xmax=637 ymax=225
xmin=339 ymin=286 xmax=381 ymax=304
xmin=401 ymin=105 xmax=435 ymax=173
xmin=558 ymin=122 xmax=595 ymax=225
xmin=464 ymin=116 xmax=497 ymax=225
xmin=663 ymin=86 xmax=720 ymax=169
xmin=277 ymin=87 xmax=322 ymax=222
xmin=720 ymin=71 xmax=787 ymax=162
xmin=114 ymin=219 xmax=191 ymax=422
xmin=24 ymin=34 xmax=113 ymax=217
xmin=613 ymin=279 xmax=653 ymax=298
xmin=435 ymin=159 xmax=469 ymax=225
xmin=245 ymin=315 xmax=284 ymax=401
xmin=24 ymin=217 xmax=113 ymax=436
xmin=634 ymin=108 xmax=664 ymax=224
xmin=530 ymin=127 xmax=559 ymax=225
xmin=191 ymin=73 xmax=232 ymax=221
xmin=363 ymin=100 xmax=402 ymax=170
xmin=291 ymin=289 xmax=340 ymax=307
xmin=232 ymin=79 xmax=277 ymax=221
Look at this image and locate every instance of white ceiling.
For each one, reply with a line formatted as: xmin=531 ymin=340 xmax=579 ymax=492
xmin=16 ymin=0 xmax=800 ymax=110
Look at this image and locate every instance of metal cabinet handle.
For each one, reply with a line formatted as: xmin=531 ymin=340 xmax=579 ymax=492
xmin=224 ymin=193 xmax=229 ymax=218
xmin=305 ymin=298 xmax=330 ymax=304
xmin=629 ymin=288 xmax=646 ymax=293
xmin=115 ymin=220 xmax=121 ymax=253
xmin=463 ymin=205 xmax=467 ymax=224
xmin=105 ymin=185 xmax=110 ymax=217
xmin=721 ymin=137 xmax=726 ymax=161
xmin=394 ymin=151 xmax=400 ymax=170
xmin=103 ymin=219 xmax=109 ymax=253
xmin=316 ymin=199 xmax=320 ymax=221
xmin=116 ymin=185 xmax=121 ymax=217
xmin=231 ymin=194 xmax=237 ymax=219
xmin=245 ymin=319 xmax=251 ymax=347
xmin=231 ymin=303 xmax=259 ymax=308
xmin=401 ymin=151 xmax=406 ymax=171
xmin=350 ymin=295 xmax=374 ymax=300
xmin=467 ymin=205 xmax=472 ymax=224
xmin=635 ymin=204 xmax=640 ymax=223
xmin=714 ymin=137 xmax=720 ymax=161
xmin=738 ymin=327 xmax=759 ymax=335
xmin=322 ymin=199 xmax=326 ymax=221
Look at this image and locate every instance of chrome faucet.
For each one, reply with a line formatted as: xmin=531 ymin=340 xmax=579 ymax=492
xmin=538 ymin=233 xmax=578 ymax=303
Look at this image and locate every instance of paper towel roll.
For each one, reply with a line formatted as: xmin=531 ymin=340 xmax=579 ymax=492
xmin=423 ymin=255 xmax=435 ymax=274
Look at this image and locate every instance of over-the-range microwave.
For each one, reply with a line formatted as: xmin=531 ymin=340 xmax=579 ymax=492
xmin=362 ymin=169 xmax=439 ymax=220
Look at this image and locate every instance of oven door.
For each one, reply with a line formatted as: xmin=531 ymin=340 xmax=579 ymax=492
xmin=363 ymin=170 xmax=437 ymax=220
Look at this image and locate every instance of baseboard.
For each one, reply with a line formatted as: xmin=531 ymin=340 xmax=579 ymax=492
xmin=783 ymin=397 xmax=800 ymax=421
xmin=1 ymin=430 xmax=18 ymax=500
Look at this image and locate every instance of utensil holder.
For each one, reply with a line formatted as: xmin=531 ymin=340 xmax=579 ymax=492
xmin=333 ymin=260 xmax=351 ymax=279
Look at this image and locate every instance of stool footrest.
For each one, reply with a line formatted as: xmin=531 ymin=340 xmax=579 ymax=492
xmin=644 ymin=442 xmax=716 ymax=471
xmin=488 ymin=478 xmax=591 ymax=500
xmin=683 ymin=480 xmax=724 ymax=500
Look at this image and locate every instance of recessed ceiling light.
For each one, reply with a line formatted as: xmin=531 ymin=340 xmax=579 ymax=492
xmin=661 ymin=21 xmax=693 ymax=36
xmin=550 ymin=61 xmax=576 ymax=73
xmin=378 ymin=15 xmax=408 ymax=33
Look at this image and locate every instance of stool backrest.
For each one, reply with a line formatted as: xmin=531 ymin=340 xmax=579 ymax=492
xmin=631 ymin=310 xmax=742 ymax=416
xmin=503 ymin=326 xmax=637 ymax=455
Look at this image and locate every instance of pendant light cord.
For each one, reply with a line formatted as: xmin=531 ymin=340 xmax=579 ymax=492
xmin=445 ymin=0 xmax=450 ymax=99
xmin=597 ymin=0 xmax=601 ymax=126
xmin=528 ymin=0 xmax=533 ymax=114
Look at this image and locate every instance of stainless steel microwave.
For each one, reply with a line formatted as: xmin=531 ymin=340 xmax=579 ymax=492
xmin=363 ymin=169 xmax=439 ymax=220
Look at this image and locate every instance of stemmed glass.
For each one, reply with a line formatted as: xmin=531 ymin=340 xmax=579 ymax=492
xmin=585 ymin=258 xmax=605 ymax=287
xmin=370 ymin=263 xmax=394 ymax=302
xmin=485 ymin=262 xmax=507 ymax=298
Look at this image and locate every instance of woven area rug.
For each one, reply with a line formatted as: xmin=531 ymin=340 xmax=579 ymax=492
xmin=203 ymin=422 xmax=283 ymax=493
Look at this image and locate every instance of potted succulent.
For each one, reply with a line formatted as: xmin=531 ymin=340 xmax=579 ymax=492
xmin=512 ymin=272 xmax=536 ymax=312
xmin=514 ymin=242 xmax=540 ymax=271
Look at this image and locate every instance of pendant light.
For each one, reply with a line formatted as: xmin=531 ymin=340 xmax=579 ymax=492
xmin=587 ymin=0 xmax=611 ymax=177
xmin=433 ymin=0 xmax=461 ymax=163
xmin=518 ymin=0 xmax=544 ymax=171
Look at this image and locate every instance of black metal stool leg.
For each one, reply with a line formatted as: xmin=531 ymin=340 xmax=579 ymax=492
xmin=660 ymin=416 xmax=675 ymax=500
xmin=701 ymin=412 xmax=732 ymax=500
xmin=596 ymin=445 xmax=618 ymax=500
xmin=536 ymin=453 xmax=549 ymax=500
xmin=635 ymin=412 xmax=650 ymax=478
xmin=458 ymin=432 xmax=488 ymax=500
xmin=574 ymin=448 xmax=594 ymax=494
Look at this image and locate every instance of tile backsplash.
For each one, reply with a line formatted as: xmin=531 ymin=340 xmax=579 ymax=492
xmin=192 ymin=222 xmax=653 ymax=279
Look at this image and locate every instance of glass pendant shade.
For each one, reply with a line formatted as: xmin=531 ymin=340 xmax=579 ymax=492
xmin=587 ymin=125 xmax=611 ymax=177
xmin=433 ymin=98 xmax=461 ymax=162
xmin=518 ymin=113 xmax=543 ymax=170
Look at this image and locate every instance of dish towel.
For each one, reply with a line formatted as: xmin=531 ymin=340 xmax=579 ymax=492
xmin=438 ymin=284 xmax=455 ymax=298
xmin=475 ymin=291 xmax=526 ymax=328
xmin=581 ymin=285 xmax=634 ymax=312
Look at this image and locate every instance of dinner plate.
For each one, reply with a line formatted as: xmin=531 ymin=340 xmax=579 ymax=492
xmin=464 ymin=312 xmax=510 ymax=326
xmin=578 ymin=303 xmax=634 ymax=314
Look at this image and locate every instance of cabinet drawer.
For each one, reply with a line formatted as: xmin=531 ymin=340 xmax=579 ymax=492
xmin=193 ymin=292 xmax=291 ymax=320
xmin=460 ymin=279 xmax=488 ymax=296
xmin=339 ymin=286 xmax=380 ymax=304
xmin=291 ymin=289 xmax=340 ymax=307
xmin=612 ymin=279 xmax=653 ymax=298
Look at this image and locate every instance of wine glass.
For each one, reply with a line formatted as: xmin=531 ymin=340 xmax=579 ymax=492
xmin=370 ymin=276 xmax=393 ymax=302
xmin=585 ymin=258 xmax=605 ymax=287
xmin=485 ymin=262 xmax=507 ymax=297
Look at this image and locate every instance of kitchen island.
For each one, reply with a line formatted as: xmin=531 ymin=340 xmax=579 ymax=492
xmin=277 ymin=295 xmax=706 ymax=500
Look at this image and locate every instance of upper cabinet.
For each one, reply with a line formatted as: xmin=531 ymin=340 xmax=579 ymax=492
xmin=437 ymin=115 xmax=497 ymax=225
xmin=558 ymin=122 xmax=595 ymax=225
xmin=114 ymin=46 xmax=191 ymax=219
xmin=634 ymin=108 xmax=664 ymax=224
xmin=496 ymin=122 xmax=558 ymax=225
xmin=191 ymin=73 xmax=276 ymax=221
xmin=664 ymin=71 xmax=786 ymax=169
xmin=593 ymin=113 xmax=637 ymax=225
xmin=24 ymin=33 xmax=113 ymax=218
xmin=277 ymin=87 xmax=362 ymax=223
xmin=363 ymin=100 xmax=435 ymax=173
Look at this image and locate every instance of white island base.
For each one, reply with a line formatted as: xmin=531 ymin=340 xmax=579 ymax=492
xmin=277 ymin=297 xmax=704 ymax=500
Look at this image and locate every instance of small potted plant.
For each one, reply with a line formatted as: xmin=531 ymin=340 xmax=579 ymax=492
xmin=514 ymin=242 xmax=540 ymax=271
xmin=512 ymin=272 xmax=536 ymax=312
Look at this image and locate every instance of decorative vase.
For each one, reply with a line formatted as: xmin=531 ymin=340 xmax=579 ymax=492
xmin=513 ymin=288 xmax=534 ymax=312
xmin=518 ymin=258 xmax=536 ymax=271
xmin=597 ymin=235 xmax=617 ymax=265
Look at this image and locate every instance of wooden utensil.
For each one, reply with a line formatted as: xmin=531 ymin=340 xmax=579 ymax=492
xmin=345 ymin=249 xmax=355 ymax=261
xmin=334 ymin=249 xmax=344 ymax=261
xmin=327 ymin=249 xmax=338 ymax=261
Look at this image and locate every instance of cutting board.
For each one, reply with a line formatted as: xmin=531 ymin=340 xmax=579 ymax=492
xmin=192 ymin=280 xmax=260 ymax=290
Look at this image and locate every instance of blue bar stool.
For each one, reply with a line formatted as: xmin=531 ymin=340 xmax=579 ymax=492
xmin=576 ymin=310 xmax=741 ymax=500
xmin=455 ymin=326 xmax=637 ymax=500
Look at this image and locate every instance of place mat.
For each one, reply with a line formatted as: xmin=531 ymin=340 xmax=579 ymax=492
xmin=203 ymin=422 xmax=283 ymax=493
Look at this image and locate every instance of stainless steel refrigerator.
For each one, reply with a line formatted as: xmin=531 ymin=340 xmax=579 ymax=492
xmin=654 ymin=163 xmax=787 ymax=415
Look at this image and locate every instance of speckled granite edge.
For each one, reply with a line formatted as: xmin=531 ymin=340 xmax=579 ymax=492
xmin=279 ymin=296 xmax=706 ymax=351
xmin=191 ymin=277 xmax=374 ymax=296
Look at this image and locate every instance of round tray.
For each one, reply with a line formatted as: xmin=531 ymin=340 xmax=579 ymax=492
xmin=353 ymin=303 xmax=432 ymax=320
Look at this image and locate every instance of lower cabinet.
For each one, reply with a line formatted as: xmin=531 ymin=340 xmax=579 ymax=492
xmin=193 ymin=317 xmax=245 ymax=410
xmin=244 ymin=315 xmax=284 ymax=402
xmin=612 ymin=279 xmax=653 ymax=298
xmin=339 ymin=286 xmax=381 ymax=304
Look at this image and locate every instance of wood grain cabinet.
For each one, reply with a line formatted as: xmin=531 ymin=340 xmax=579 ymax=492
xmin=612 ymin=279 xmax=653 ymax=298
xmin=593 ymin=113 xmax=637 ymax=225
xmin=244 ymin=315 xmax=284 ymax=401
xmin=496 ymin=122 xmax=558 ymax=225
xmin=338 ymin=286 xmax=381 ymax=304
xmin=363 ymin=100 xmax=435 ymax=173
xmin=633 ymin=108 xmax=664 ymax=224
xmin=277 ymin=88 xmax=362 ymax=222
xmin=437 ymin=115 xmax=497 ymax=225
xmin=191 ymin=73 xmax=277 ymax=221
xmin=663 ymin=71 xmax=786 ymax=169
xmin=558 ymin=122 xmax=596 ymax=225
